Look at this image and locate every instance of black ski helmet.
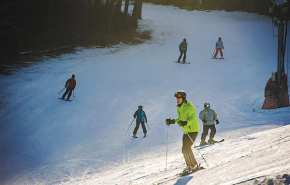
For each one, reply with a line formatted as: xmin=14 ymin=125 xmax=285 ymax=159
xmin=72 ymin=74 xmax=75 ymax=78
xmin=204 ymin=102 xmax=210 ymax=108
xmin=174 ymin=90 xmax=187 ymax=101
xmin=138 ymin=105 xmax=143 ymax=109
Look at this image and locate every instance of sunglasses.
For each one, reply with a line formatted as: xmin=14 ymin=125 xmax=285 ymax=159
xmin=174 ymin=94 xmax=182 ymax=98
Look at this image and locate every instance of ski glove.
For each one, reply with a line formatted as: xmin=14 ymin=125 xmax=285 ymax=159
xmin=202 ymin=119 xmax=207 ymax=123
xmin=166 ymin=118 xmax=175 ymax=125
xmin=178 ymin=121 xmax=187 ymax=126
xmin=216 ymin=120 xmax=219 ymax=124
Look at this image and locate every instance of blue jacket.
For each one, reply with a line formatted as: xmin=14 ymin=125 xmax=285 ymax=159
xmin=133 ymin=110 xmax=147 ymax=122
xmin=199 ymin=109 xmax=217 ymax=125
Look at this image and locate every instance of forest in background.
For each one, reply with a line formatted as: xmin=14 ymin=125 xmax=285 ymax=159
xmin=0 ymin=0 xmax=143 ymax=60
xmin=143 ymin=0 xmax=270 ymax=14
xmin=0 ymin=0 xmax=271 ymax=61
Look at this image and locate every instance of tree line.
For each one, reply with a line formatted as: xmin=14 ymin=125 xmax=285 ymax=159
xmin=1 ymin=0 xmax=270 ymax=59
xmin=0 ymin=0 xmax=143 ymax=58
xmin=143 ymin=0 xmax=270 ymax=14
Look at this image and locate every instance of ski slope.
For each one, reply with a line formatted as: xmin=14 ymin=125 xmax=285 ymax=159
xmin=0 ymin=3 xmax=290 ymax=185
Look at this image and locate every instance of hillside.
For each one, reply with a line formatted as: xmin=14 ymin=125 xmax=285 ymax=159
xmin=0 ymin=3 xmax=289 ymax=185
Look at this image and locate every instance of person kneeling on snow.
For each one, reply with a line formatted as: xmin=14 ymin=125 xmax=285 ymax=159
xmin=199 ymin=102 xmax=219 ymax=146
xmin=132 ymin=105 xmax=147 ymax=138
xmin=166 ymin=90 xmax=200 ymax=174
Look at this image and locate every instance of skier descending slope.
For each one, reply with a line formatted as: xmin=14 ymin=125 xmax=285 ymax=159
xmin=177 ymin=38 xmax=188 ymax=63
xmin=199 ymin=102 xmax=220 ymax=146
xmin=60 ymin=74 xmax=76 ymax=101
xmin=166 ymin=90 xmax=201 ymax=175
xmin=132 ymin=105 xmax=148 ymax=138
xmin=212 ymin=37 xmax=225 ymax=59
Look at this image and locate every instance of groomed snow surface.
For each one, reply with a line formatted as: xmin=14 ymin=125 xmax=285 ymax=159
xmin=1 ymin=3 xmax=290 ymax=185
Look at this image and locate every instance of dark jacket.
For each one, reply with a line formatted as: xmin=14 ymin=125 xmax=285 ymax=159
xmin=65 ymin=78 xmax=76 ymax=90
xmin=133 ymin=109 xmax=147 ymax=122
xmin=179 ymin=41 xmax=188 ymax=52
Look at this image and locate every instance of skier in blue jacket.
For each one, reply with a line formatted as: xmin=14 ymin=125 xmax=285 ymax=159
xmin=199 ymin=102 xmax=219 ymax=145
xmin=133 ymin=105 xmax=148 ymax=138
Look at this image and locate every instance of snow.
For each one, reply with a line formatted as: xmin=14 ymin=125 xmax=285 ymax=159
xmin=0 ymin=3 xmax=290 ymax=185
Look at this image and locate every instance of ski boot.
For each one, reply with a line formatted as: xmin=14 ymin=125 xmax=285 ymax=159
xmin=200 ymin=140 xmax=208 ymax=146
xmin=132 ymin=134 xmax=138 ymax=138
xmin=208 ymin=138 xmax=217 ymax=144
xmin=144 ymin=133 xmax=146 ymax=137
xmin=181 ymin=164 xmax=199 ymax=176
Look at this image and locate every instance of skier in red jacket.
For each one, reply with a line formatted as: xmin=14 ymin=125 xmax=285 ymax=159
xmin=61 ymin=74 xmax=76 ymax=100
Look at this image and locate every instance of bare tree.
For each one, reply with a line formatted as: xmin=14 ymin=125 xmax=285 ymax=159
xmin=115 ymin=0 xmax=122 ymax=35
xmin=101 ymin=0 xmax=117 ymax=46
xmin=131 ymin=0 xmax=143 ymax=28
xmin=124 ymin=0 xmax=129 ymax=15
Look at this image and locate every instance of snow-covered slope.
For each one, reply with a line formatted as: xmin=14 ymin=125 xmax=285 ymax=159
xmin=0 ymin=3 xmax=289 ymax=185
xmin=65 ymin=125 xmax=290 ymax=185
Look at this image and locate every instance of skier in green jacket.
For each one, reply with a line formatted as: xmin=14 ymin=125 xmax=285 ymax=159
xmin=177 ymin=38 xmax=188 ymax=63
xmin=166 ymin=90 xmax=200 ymax=174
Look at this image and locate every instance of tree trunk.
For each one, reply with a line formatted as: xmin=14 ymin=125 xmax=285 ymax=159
xmin=131 ymin=0 xmax=143 ymax=28
xmin=124 ymin=0 xmax=129 ymax=15
xmin=101 ymin=0 xmax=116 ymax=46
xmin=115 ymin=0 xmax=122 ymax=35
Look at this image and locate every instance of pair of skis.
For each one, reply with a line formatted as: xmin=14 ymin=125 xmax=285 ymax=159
xmin=174 ymin=61 xmax=190 ymax=64
xmin=211 ymin=57 xmax=224 ymax=59
xmin=132 ymin=135 xmax=146 ymax=138
xmin=58 ymin=98 xmax=71 ymax=102
xmin=174 ymin=57 xmax=224 ymax=64
xmin=194 ymin=139 xmax=225 ymax=148
xmin=156 ymin=165 xmax=205 ymax=185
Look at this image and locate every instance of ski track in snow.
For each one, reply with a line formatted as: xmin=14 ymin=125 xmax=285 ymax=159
xmin=0 ymin=3 xmax=290 ymax=185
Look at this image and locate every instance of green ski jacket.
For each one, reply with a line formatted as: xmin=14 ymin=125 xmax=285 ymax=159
xmin=175 ymin=100 xmax=199 ymax=134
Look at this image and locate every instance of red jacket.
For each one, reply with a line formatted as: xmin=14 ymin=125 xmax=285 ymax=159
xmin=65 ymin=78 xmax=76 ymax=90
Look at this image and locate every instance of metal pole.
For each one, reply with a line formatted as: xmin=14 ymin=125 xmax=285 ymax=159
xmin=146 ymin=122 xmax=150 ymax=131
xmin=126 ymin=118 xmax=136 ymax=134
xmin=166 ymin=125 xmax=169 ymax=171
xmin=277 ymin=22 xmax=285 ymax=107
xmin=181 ymin=127 xmax=209 ymax=167
xmin=211 ymin=48 xmax=216 ymax=58
xmin=58 ymin=87 xmax=66 ymax=94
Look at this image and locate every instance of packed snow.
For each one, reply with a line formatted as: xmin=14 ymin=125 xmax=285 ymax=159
xmin=0 ymin=3 xmax=290 ymax=185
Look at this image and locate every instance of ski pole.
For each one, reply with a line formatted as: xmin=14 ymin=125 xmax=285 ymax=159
xmin=58 ymin=87 xmax=66 ymax=94
xmin=126 ymin=118 xmax=135 ymax=134
xmin=211 ymin=48 xmax=216 ymax=58
xmin=145 ymin=121 xmax=150 ymax=131
xmin=166 ymin=125 xmax=169 ymax=171
xmin=73 ymin=90 xmax=75 ymax=97
xmin=182 ymin=127 xmax=209 ymax=167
